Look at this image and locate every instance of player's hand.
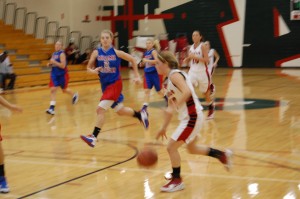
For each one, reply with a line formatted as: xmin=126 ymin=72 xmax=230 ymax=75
xmin=189 ymin=54 xmax=195 ymax=59
xmin=94 ymin=67 xmax=101 ymax=72
xmin=138 ymin=61 xmax=144 ymax=67
xmin=183 ymin=58 xmax=188 ymax=64
xmin=156 ymin=128 xmax=167 ymax=141
xmin=133 ymin=77 xmax=142 ymax=85
xmin=49 ymin=59 xmax=56 ymax=64
xmin=10 ymin=105 xmax=23 ymax=113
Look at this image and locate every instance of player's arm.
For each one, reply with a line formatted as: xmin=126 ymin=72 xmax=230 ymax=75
xmin=0 ymin=96 xmax=22 ymax=112
xmin=142 ymin=50 xmax=158 ymax=65
xmin=183 ymin=51 xmax=192 ymax=64
xmin=170 ymin=72 xmax=192 ymax=108
xmin=213 ymin=50 xmax=220 ymax=67
xmin=49 ymin=53 xmax=66 ymax=69
xmin=156 ymin=100 xmax=175 ymax=141
xmin=115 ymin=49 xmax=141 ymax=83
xmin=189 ymin=45 xmax=209 ymax=65
xmin=86 ymin=50 xmax=99 ymax=74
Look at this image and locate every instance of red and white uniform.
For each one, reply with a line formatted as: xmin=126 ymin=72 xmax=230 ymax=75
xmin=188 ymin=43 xmax=211 ymax=93
xmin=166 ymin=70 xmax=204 ymax=144
xmin=208 ymin=48 xmax=215 ymax=75
xmin=0 ymin=124 xmax=2 ymax=141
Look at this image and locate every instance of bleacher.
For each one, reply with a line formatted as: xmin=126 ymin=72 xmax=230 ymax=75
xmin=0 ymin=20 xmax=98 ymax=88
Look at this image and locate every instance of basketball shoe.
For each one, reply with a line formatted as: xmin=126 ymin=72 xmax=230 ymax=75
xmin=218 ymin=149 xmax=233 ymax=171
xmin=72 ymin=92 xmax=79 ymax=104
xmin=141 ymin=104 xmax=148 ymax=112
xmin=0 ymin=176 xmax=9 ymax=193
xmin=80 ymin=134 xmax=97 ymax=147
xmin=207 ymin=103 xmax=215 ymax=120
xmin=46 ymin=108 xmax=55 ymax=115
xmin=160 ymin=177 xmax=185 ymax=192
xmin=140 ymin=109 xmax=149 ymax=129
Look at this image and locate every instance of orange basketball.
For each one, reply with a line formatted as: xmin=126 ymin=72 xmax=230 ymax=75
xmin=137 ymin=147 xmax=158 ymax=167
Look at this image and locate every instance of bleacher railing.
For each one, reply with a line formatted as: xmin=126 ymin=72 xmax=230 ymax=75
xmin=0 ymin=1 xmax=94 ymax=53
xmin=3 ymin=2 xmax=16 ymax=25
xmin=14 ymin=7 xmax=26 ymax=30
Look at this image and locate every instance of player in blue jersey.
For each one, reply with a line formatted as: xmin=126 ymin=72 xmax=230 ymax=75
xmin=0 ymin=96 xmax=22 ymax=193
xmin=80 ymin=29 xmax=148 ymax=148
xmin=139 ymin=38 xmax=164 ymax=111
xmin=46 ymin=41 xmax=79 ymax=115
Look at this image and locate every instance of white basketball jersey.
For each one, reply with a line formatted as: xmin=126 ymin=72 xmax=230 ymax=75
xmin=166 ymin=69 xmax=203 ymax=120
xmin=189 ymin=42 xmax=206 ymax=72
xmin=208 ymin=48 xmax=215 ymax=73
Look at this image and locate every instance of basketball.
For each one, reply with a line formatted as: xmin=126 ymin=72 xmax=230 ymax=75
xmin=136 ymin=147 xmax=158 ymax=167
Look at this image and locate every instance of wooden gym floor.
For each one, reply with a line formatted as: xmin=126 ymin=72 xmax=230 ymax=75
xmin=0 ymin=68 xmax=299 ymax=199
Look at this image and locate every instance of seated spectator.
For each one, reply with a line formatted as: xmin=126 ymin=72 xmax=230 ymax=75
xmin=64 ymin=42 xmax=80 ymax=64
xmin=75 ymin=48 xmax=92 ymax=64
xmin=0 ymin=51 xmax=17 ymax=90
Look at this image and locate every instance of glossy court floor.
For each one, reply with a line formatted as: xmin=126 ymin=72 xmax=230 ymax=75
xmin=0 ymin=68 xmax=299 ymax=199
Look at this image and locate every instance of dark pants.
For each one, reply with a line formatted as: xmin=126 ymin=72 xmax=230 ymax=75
xmin=2 ymin=73 xmax=16 ymax=90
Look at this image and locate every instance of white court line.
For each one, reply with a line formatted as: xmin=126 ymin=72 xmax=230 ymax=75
xmin=6 ymin=159 xmax=299 ymax=184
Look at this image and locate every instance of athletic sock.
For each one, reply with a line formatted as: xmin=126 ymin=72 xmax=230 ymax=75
xmin=92 ymin=127 xmax=101 ymax=138
xmin=172 ymin=167 xmax=181 ymax=178
xmin=208 ymin=148 xmax=224 ymax=160
xmin=133 ymin=111 xmax=142 ymax=120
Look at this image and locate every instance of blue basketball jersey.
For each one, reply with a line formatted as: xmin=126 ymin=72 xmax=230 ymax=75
xmin=51 ymin=50 xmax=67 ymax=76
xmin=96 ymin=47 xmax=121 ymax=85
xmin=144 ymin=48 xmax=157 ymax=73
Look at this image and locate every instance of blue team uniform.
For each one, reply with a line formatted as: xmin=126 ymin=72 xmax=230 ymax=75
xmin=143 ymin=48 xmax=161 ymax=91
xmin=96 ymin=46 xmax=124 ymax=108
xmin=49 ymin=50 xmax=69 ymax=89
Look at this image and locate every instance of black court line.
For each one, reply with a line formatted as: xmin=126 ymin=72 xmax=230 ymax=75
xmin=234 ymin=154 xmax=300 ymax=172
xmin=17 ymin=139 xmax=138 ymax=199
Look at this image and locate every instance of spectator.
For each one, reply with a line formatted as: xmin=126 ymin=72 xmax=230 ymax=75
xmin=0 ymin=51 xmax=16 ymax=90
xmin=75 ymin=48 xmax=92 ymax=64
xmin=64 ymin=42 xmax=79 ymax=64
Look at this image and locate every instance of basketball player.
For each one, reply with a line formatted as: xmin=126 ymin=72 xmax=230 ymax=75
xmin=155 ymin=51 xmax=232 ymax=193
xmin=205 ymin=40 xmax=220 ymax=97
xmin=46 ymin=41 xmax=79 ymax=115
xmin=0 ymin=96 xmax=22 ymax=193
xmin=139 ymin=38 xmax=164 ymax=111
xmin=183 ymin=30 xmax=215 ymax=119
xmin=80 ymin=29 xmax=148 ymax=147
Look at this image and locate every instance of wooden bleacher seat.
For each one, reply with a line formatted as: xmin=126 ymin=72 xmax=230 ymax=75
xmin=0 ymin=20 xmax=98 ymax=88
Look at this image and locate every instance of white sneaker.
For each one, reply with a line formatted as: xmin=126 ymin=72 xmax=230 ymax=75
xmin=80 ymin=134 xmax=97 ymax=147
xmin=160 ymin=178 xmax=185 ymax=192
xmin=72 ymin=92 xmax=79 ymax=104
xmin=46 ymin=108 xmax=55 ymax=115
xmin=220 ymin=149 xmax=233 ymax=171
xmin=140 ymin=109 xmax=149 ymax=129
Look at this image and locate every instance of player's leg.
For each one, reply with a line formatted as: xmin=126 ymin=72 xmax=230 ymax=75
xmin=46 ymin=86 xmax=58 ymax=115
xmin=80 ymin=100 xmax=112 ymax=147
xmin=186 ymin=137 xmax=232 ymax=171
xmin=153 ymin=72 xmax=165 ymax=97
xmin=199 ymin=72 xmax=215 ymax=119
xmin=61 ymin=73 xmax=78 ymax=104
xmin=0 ymin=133 xmax=9 ymax=193
xmin=160 ymin=139 xmax=185 ymax=192
xmin=115 ymin=102 xmax=149 ymax=130
xmin=142 ymin=72 xmax=153 ymax=111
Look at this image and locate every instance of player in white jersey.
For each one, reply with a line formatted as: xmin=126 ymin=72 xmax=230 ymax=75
xmin=183 ymin=30 xmax=215 ymax=119
xmin=205 ymin=40 xmax=220 ymax=98
xmin=155 ymin=51 xmax=232 ymax=193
